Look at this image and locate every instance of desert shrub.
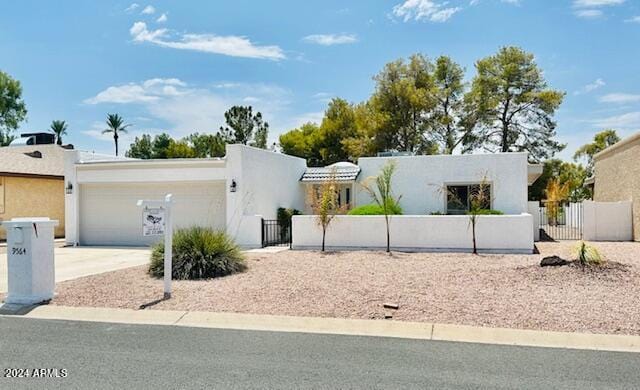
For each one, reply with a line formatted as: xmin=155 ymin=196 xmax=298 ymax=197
xmin=469 ymin=209 xmax=504 ymax=215
xmin=574 ymin=241 xmax=604 ymax=266
xmin=348 ymin=201 xmax=403 ymax=216
xmin=149 ymin=227 xmax=246 ymax=280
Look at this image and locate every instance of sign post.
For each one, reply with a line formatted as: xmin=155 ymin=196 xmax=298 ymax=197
xmin=137 ymin=194 xmax=173 ymax=299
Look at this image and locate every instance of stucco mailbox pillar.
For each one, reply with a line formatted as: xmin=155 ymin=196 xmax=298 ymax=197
xmin=1 ymin=218 xmax=59 ymax=305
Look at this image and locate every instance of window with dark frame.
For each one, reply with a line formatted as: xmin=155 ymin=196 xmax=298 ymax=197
xmin=446 ymin=184 xmax=491 ymax=214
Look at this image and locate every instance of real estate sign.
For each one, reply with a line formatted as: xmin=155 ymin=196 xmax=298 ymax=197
xmin=142 ymin=206 xmax=165 ymax=236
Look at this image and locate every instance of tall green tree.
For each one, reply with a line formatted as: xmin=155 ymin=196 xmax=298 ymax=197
xmin=279 ymin=122 xmax=323 ymax=166
xmin=529 ymin=159 xmax=590 ymax=202
xmin=370 ymin=54 xmax=437 ymax=154
xmin=463 ymin=46 xmax=565 ymax=162
xmin=102 ymin=114 xmax=131 ymax=156
xmin=428 ymin=56 xmax=469 ymax=154
xmin=186 ymin=133 xmax=226 ymax=158
xmin=218 ymin=106 xmax=268 ymax=148
xmin=316 ymin=98 xmax=358 ymax=164
xmin=573 ymin=129 xmax=620 ymax=175
xmin=126 ymin=134 xmax=153 ymax=159
xmin=0 ymin=71 xmax=28 ymax=146
xmin=49 ymin=120 xmax=68 ymax=145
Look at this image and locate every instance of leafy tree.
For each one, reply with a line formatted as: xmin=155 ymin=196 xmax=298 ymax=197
xmin=49 ymin=120 xmax=68 ymax=145
xmin=186 ymin=133 xmax=226 ymax=158
xmin=342 ymin=101 xmax=384 ymax=160
xmin=573 ymin=129 xmax=620 ymax=175
xmin=126 ymin=134 xmax=153 ymax=159
xmin=102 ymin=113 xmax=131 ymax=156
xmin=219 ymin=106 xmax=268 ymax=148
xmin=317 ymin=98 xmax=358 ymax=164
xmin=529 ymin=159 xmax=590 ymax=202
xmin=371 ymin=54 xmax=437 ymax=154
xmin=545 ymin=178 xmax=570 ymax=226
xmin=463 ymin=46 xmax=565 ymax=162
xmin=428 ymin=56 xmax=470 ymax=154
xmin=166 ymin=139 xmax=196 ymax=158
xmin=360 ymin=160 xmax=402 ymax=253
xmin=306 ymin=169 xmax=343 ymax=252
xmin=152 ymin=133 xmax=172 ymax=159
xmin=279 ymin=99 xmax=361 ymax=166
xmin=0 ymin=71 xmax=28 ymax=146
xmin=279 ymin=122 xmax=323 ymax=166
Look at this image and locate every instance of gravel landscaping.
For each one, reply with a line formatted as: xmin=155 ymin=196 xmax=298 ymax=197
xmin=44 ymin=241 xmax=640 ymax=335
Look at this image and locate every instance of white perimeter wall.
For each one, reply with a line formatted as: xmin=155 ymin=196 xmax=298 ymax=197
xmin=356 ymin=153 xmax=529 ymax=215
xmin=583 ymin=200 xmax=633 ymax=241
xmin=527 ymin=201 xmax=540 ymax=242
xmin=292 ymin=214 xmax=534 ymax=253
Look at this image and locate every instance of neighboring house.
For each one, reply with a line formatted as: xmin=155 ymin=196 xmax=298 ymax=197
xmin=0 ymin=144 xmax=68 ymax=239
xmin=591 ymin=132 xmax=640 ymax=241
xmin=65 ymin=144 xmax=542 ymax=248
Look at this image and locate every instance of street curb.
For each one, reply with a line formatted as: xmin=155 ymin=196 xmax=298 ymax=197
xmin=9 ymin=305 xmax=640 ymax=353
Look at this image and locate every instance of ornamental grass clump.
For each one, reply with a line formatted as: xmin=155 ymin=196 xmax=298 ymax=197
xmin=149 ymin=227 xmax=246 ymax=280
xmin=573 ymin=241 xmax=604 ymax=266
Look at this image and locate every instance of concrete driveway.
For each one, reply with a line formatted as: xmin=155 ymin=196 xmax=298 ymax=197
xmin=0 ymin=246 xmax=150 ymax=293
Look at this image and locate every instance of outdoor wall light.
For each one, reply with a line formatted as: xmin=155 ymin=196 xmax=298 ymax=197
xmin=230 ymin=179 xmax=237 ymax=193
xmin=65 ymin=182 xmax=73 ymax=195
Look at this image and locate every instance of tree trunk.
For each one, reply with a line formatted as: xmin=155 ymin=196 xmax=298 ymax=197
xmin=114 ymin=134 xmax=119 ymax=156
xmin=471 ymin=217 xmax=478 ymax=255
xmin=321 ymin=226 xmax=326 ymax=252
xmin=385 ymin=215 xmax=390 ymax=254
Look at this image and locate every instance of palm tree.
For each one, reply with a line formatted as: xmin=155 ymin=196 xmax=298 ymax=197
xmin=102 ymin=114 xmax=131 ymax=156
xmin=49 ymin=120 xmax=68 ymax=145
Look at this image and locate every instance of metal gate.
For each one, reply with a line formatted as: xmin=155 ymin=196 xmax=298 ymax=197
xmin=262 ymin=219 xmax=291 ymax=247
xmin=539 ymin=201 xmax=583 ymax=240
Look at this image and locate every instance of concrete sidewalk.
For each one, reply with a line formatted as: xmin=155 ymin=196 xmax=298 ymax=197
xmin=0 ymin=246 xmax=150 ymax=293
xmin=14 ymin=305 xmax=640 ymax=354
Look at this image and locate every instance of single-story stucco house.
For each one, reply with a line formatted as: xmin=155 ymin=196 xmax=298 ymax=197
xmin=590 ymin=131 xmax=640 ymax=241
xmin=64 ymin=144 xmax=542 ymax=249
xmin=0 ymin=144 xmax=67 ymax=239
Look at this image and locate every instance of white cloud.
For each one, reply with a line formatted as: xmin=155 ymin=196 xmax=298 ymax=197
xmin=129 ymin=22 xmax=285 ymax=60
xmin=141 ymin=5 xmax=155 ymax=14
xmin=392 ymin=0 xmax=462 ymax=23
xmin=302 ymin=34 xmax=358 ymax=46
xmin=599 ymin=93 xmax=640 ymax=104
xmin=573 ymin=0 xmax=625 ymax=6
xmin=625 ymin=16 xmax=640 ymax=23
xmin=84 ymin=78 xmax=188 ymax=104
xmin=574 ymin=78 xmax=605 ymax=95
xmin=125 ymin=3 xmax=139 ymax=13
xmin=575 ymin=9 xmax=603 ymax=18
xmin=592 ymin=111 xmax=640 ymax=129
xmin=156 ymin=13 xmax=168 ymax=23
xmin=84 ymin=79 xmax=297 ymax=141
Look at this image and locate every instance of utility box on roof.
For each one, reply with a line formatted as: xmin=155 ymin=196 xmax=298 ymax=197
xmin=1 ymin=218 xmax=58 ymax=305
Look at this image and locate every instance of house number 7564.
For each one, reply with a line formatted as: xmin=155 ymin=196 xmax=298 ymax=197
xmin=12 ymin=247 xmax=26 ymax=255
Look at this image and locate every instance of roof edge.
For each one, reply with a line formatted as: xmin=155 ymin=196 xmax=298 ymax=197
xmin=594 ymin=132 xmax=640 ymax=160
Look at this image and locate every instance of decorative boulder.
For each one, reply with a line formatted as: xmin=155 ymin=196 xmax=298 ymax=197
xmin=540 ymin=256 xmax=569 ymax=267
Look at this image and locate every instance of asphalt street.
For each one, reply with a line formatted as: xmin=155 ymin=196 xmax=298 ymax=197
xmin=1 ymin=316 xmax=639 ymax=389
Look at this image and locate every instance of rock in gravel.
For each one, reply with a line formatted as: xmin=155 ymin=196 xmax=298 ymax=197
xmin=540 ymin=256 xmax=569 ymax=267
xmin=383 ymin=302 xmax=399 ymax=310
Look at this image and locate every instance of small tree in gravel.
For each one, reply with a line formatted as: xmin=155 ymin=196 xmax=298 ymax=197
xmin=361 ymin=160 xmax=402 ymax=254
xmin=307 ymin=169 xmax=343 ymax=252
xmin=466 ymin=177 xmax=491 ymax=255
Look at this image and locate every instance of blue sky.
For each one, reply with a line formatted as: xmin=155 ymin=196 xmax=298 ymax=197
xmin=1 ymin=0 xmax=639 ymax=159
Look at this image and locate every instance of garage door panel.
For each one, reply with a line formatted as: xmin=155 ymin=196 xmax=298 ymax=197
xmin=80 ymin=182 xmax=226 ymax=246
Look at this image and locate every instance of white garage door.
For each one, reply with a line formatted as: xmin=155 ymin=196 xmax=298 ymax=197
xmin=80 ymin=181 xmax=226 ymax=246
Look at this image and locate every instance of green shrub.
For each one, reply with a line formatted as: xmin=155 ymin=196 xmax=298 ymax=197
xmin=429 ymin=211 xmax=445 ymax=215
xmin=469 ymin=209 xmax=504 ymax=215
xmin=149 ymin=227 xmax=246 ymax=280
xmin=348 ymin=202 xmax=403 ymax=216
xmin=574 ymin=241 xmax=604 ymax=266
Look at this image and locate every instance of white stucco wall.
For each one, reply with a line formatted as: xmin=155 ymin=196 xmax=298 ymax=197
xmin=355 ymin=153 xmax=529 ymax=215
xmin=583 ymin=200 xmax=633 ymax=241
xmin=527 ymin=201 xmax=540 ymax=242
xmin=225 ymin=144 xmax=307 ymax=247
xmin=292 ymin=214 xmax=534 ymax=253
